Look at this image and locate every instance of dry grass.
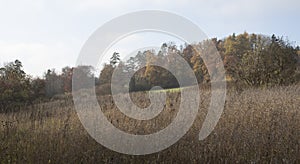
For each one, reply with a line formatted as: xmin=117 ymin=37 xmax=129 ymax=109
xmin=0 ymin=85 xmax=299 ymax=163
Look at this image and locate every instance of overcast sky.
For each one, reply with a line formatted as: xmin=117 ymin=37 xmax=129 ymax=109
xmin=0 ymin=0 xmax=299 ymax=77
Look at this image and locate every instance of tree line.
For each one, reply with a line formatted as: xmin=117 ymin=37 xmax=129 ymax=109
xmin=1 ymin=32 xmax=299 ymax=110
xmin=98 ymin=33 xmax=300 ymax=94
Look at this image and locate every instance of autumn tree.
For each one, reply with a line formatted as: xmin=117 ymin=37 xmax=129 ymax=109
xmin=45 ymin=69 xmax=64 ymax=97
xmin=72 ymin=65 xmax=95 ymax=91
xmin=31 ymin=77 xmax=46 ymax=99
xmin=0 ymin=60 xmax=32 ymax=109
xmin=110 ymin=52 xmax=120 ymax=67
xmin=61 ymin=66 xmax=73 ymax=93
xmin=261 ymin=35 xmax=298 ymax=85
xmin=223 ymin=33 xmax=298 ymax=86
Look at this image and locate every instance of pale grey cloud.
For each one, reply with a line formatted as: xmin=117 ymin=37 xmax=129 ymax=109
xmin=0 ymin=0 xmax=299 ymax=76
xmin=0 ymin=41 xmax=79 ymax=77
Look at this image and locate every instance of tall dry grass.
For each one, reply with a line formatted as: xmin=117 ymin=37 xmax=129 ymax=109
xmin=0 ymin=85 xmax=299 ymax=163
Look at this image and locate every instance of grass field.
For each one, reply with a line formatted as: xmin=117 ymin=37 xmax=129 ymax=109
xmin=149 ymin=87 xmax=185 ymax=93
xmin=0 ymin=85 xmax=299 ymax=163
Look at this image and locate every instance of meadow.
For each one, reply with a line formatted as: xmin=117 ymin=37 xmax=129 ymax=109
xmin=0 ymin=85 xmax=299 ymax=163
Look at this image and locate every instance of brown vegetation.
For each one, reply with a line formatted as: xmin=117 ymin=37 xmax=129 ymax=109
xmin=0 ymin=85 xmax=299 ymax=163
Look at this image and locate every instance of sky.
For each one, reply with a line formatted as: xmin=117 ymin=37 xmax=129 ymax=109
xmin=0 ymin=0 xmax=299 ymax=77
